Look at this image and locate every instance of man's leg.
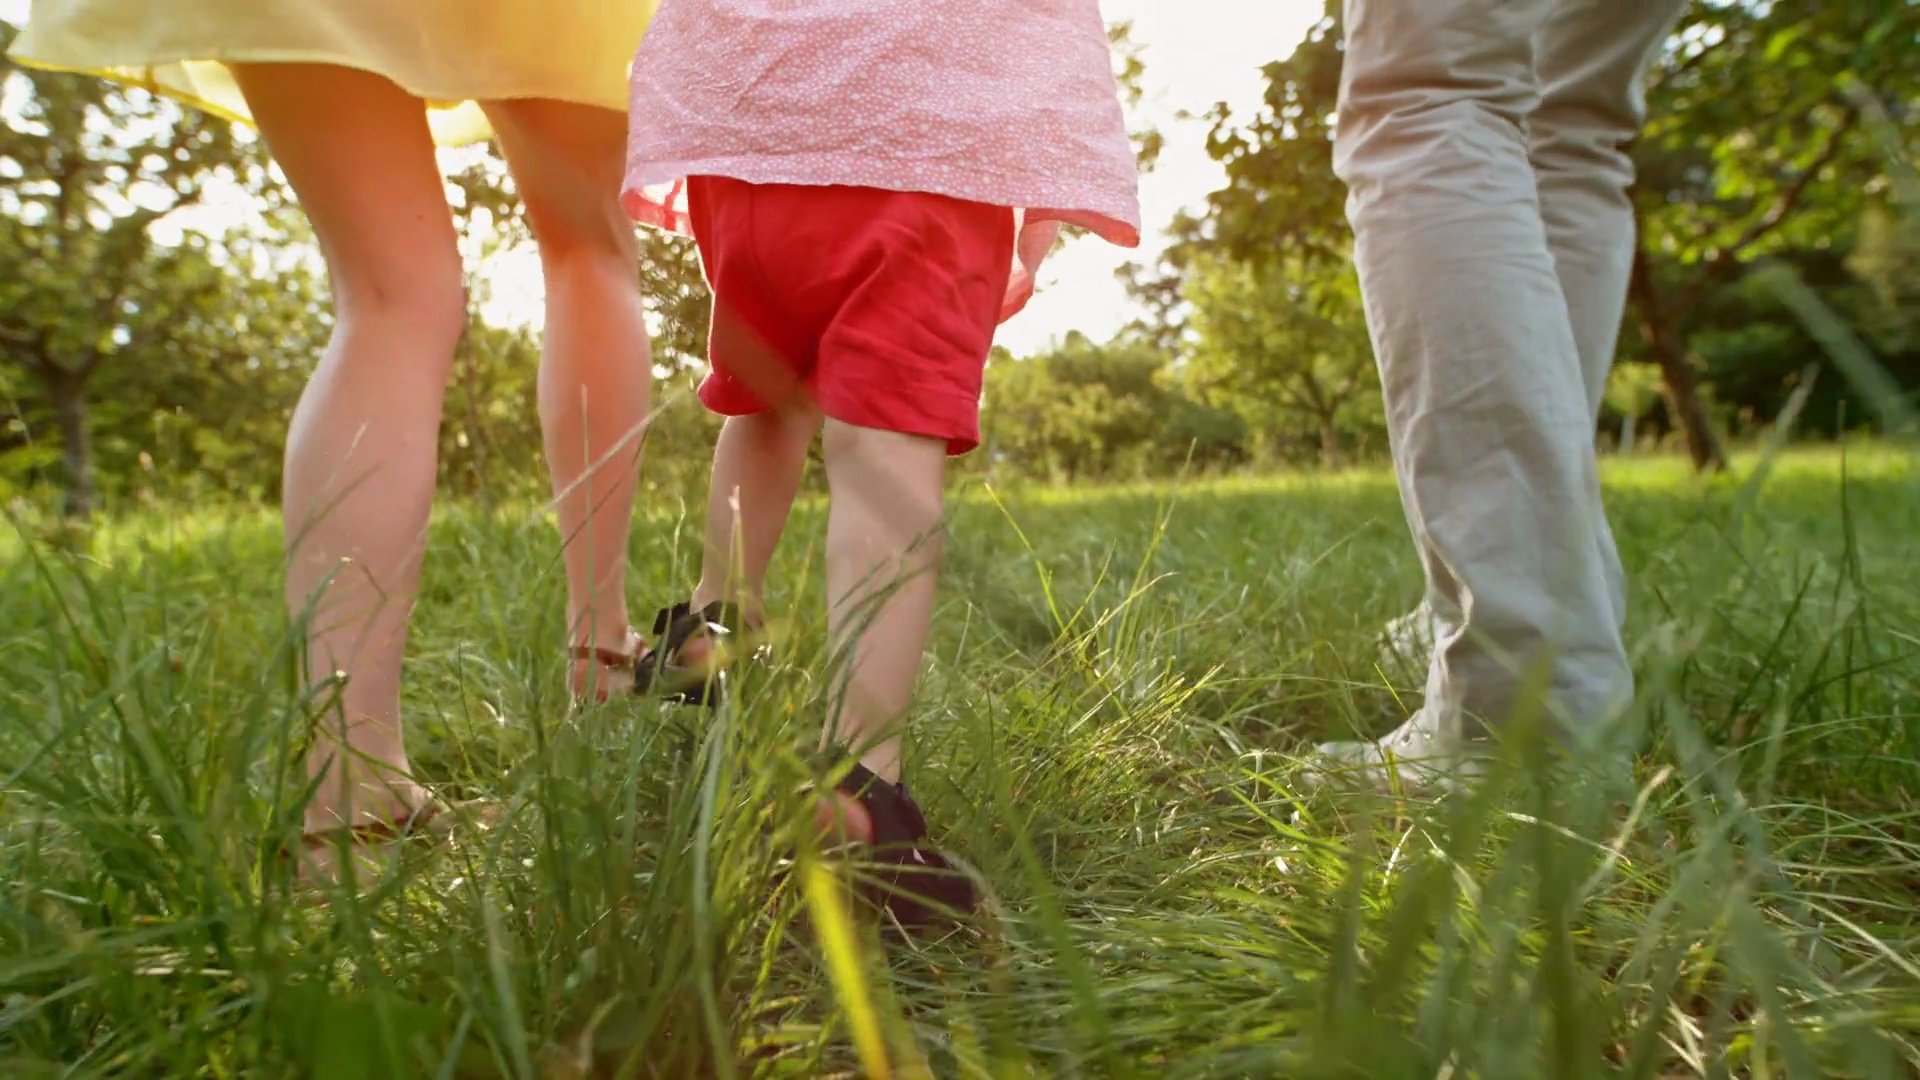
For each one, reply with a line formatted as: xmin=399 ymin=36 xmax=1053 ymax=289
xmin=1330 ymin=0 xmax=1629 ymax=771
xmin=1532 ymin=0 xmax=1689 ymax=633
xmin=1374 ymin=0 xmax=1685 ymax=677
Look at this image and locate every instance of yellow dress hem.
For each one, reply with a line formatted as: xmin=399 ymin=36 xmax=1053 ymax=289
xmin=7 ymin=50 xmax=633 ymax=145
xmin=5 ymin=1 xmax=654 ymax=145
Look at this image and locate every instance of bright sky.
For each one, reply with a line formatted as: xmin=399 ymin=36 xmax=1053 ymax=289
xmin=3 ymin=0 xmax=1321 ymax=356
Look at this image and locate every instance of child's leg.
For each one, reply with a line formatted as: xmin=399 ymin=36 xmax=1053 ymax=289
xmin=819 ymin=418 xmax=948 ymax=790
xmin=688 ymin=398 xmax=823 ymax=624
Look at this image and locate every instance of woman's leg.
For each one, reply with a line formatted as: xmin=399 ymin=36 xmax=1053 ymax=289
xmin=483 ymin=100 xmax=652 ymax=694
xmin=232 ymin=64 xmax=466 ymax=832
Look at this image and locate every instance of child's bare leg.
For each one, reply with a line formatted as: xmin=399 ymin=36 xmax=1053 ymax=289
xmin=688 ymin=399 xmax=822 ymax=624
xmin=819 ymin=420 xmax=946 ymax=834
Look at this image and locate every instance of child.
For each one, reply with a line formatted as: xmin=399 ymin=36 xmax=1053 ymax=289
xmin=617 ymin=0 xmax=1140 ymax=923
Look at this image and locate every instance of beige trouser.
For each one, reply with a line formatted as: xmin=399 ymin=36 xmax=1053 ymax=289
xmin=1333 ymin=0 xmax=1687 ymax=748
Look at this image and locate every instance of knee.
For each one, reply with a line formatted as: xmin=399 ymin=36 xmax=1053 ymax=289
xmin=330 ymin=249 xmax=468 ymax=351
xmin=1529 ymin=106 xmax=1638 ymax=178
xmin=525 ymin=190 xmax=637 ymax=275
xmin=770 ymin=396 xmax=826 ymax=439
xmin=821 ymin=420 xmax=946 ymax=526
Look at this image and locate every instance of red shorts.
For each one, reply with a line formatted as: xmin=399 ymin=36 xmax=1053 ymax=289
xmin=687 ymin=176 xmax=1016 ymax=455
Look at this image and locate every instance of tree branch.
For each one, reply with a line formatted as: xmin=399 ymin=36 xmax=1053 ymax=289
xmin=1720 ymin=107 xmax=1858 ymax=265
xmin=0 ymin=323 xmax=36 ymax=351
xmin=1697 ymin=102 xmax=1858 ymax=278
xmin=1678 ymin=104 xmax=1860 ymax=313
xmin=1648 ymin=27 xmax=1728 ymax=97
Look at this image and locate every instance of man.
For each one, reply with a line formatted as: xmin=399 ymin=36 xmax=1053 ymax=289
xmin=1321 ymin=0 xmax=1689 ymax=787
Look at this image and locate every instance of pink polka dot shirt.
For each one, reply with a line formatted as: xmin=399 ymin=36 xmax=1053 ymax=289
xmin=621 ymin=0 xmax=1143 ymax=319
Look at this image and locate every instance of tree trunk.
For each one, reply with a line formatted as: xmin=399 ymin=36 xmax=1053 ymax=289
xmin=1318 ymin=416 xmax=1344 ymax=469
xmin=1650 ymin=339 xmax=1725 ymax=472
xmin=1629 ymin=248 xmax=1728 ymax=473
xmin=48 ymin=372 xmax=96 ymax=519
xmin=1619 ymin=412 xmax=1636 ymax=456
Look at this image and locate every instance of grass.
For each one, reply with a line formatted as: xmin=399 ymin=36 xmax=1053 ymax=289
xmin=1 ymin=443 xmax=1917 ymax=1077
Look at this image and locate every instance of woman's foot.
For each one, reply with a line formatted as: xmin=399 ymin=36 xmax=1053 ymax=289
xmin=292 ymin=777 xmax=448 ymax=888
xmin=570 ymin=627 xmax=647 ymax=700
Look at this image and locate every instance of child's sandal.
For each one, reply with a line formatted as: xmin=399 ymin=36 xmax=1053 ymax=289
xmin=823 ymin=760 xmax=977 ymax=930
xmin=633 ymin=600 xmax=764 ymax=706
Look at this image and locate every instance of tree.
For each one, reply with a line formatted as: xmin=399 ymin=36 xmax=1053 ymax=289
xmin=1121 ymin=6 xmax=1346 ymax=351
xmin=1108 ymin=20 xmax=1165 ymax=174
xmin=1139 ymin=1 xmax=1919 ymax=473
xmin=1632 ymin=0 xmax=1920 ymax=470
xmin=1179 ymin=252 xmax=1378 ymax=466
xmin=1121 ymin=5 xmax=1379 ymax=466
xmin=980 ymin=333 xmax=1243 ymax=480
xmin=1849 ymin=202 xmax=1920 ymax=359
xmin=1602 ymin=362 xmax=1666 ymax=455
xmin=0 ymin=24 xmax=274 ymax=516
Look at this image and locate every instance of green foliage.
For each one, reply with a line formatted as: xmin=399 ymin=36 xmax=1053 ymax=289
xmin=1195 ymin=3 xmax=1346 ymax=268
xmin=1108 ymin=20 xmax=1164 ymax=173
xmin=1628 ymin=0 xmax=1920 ymax=458
xmin=1635 ymin=2 xmax=1913 ymax=269
xmin=1180 ymin=252 xmax=1379 ymax=466
xmin=1605 ymin=363 xmax=1666 ymax=422
xmin=1116 ymin=5 xmax=1384 ymax=470
xmin=1132 ymin=0 xmax=1920 ymax=471
xmin=8 ymin=1 xmax=1920 ymax=510
xmin=0 ymin=36 xmax=723 ymax=514
xmin=980 ymin=333 xmax=1245 ymax=481
xmin=0 ymin=22 xmax=280 ymax=515
xmin=1849 ymin=202 xmax=1920 ymax=356
xmin=3 ymin=449 xmax=1918 ymax=1073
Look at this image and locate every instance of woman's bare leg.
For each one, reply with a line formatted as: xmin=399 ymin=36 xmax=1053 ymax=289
xmin=484 ymin=99 xmax=653 ymax=695
xmin=233 ymin=63 xmax=465 ymax=833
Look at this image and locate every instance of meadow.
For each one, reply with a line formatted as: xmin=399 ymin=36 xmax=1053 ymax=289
xmin=2 ymin=445 xmax=1917 ymax=1077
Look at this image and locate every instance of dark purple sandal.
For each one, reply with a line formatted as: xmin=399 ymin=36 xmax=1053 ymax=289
xmin=828 ymin=761 xmax=977 ymax=929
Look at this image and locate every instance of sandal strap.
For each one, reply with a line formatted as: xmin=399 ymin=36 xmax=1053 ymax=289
xmin=835 ymin=762 xmax=931 ymax=848
xmin=635 ymin=600 xmax=752 ymax=704
xmin=568 ymin=645 xmax=638 ymax=669
xmin=293 ymin=799 xmax=444 ymax=852
xmin=650 ymin=600 xmax=745 ymax=646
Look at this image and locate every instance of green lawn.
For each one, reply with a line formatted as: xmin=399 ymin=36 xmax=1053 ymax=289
xmin=3 ymin=445 xmax=1917 ymax=1077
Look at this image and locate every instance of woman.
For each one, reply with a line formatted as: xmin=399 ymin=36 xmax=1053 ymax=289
xmin=10 ymin=1 xmax=661 ymax=872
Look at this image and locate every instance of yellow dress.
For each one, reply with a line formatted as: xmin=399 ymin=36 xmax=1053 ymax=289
xmin=7 ymin=0 xmax=659 ymax=145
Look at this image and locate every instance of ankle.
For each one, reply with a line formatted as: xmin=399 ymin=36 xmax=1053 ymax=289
xmin=304 ymin=762 xmax=426 ymax=831
xmin=569 ymin=627 xmax=641 ymax=699
xmin=690 ymin=581 xmax=762 ymax=626
xmin=824 ymin=732 xmax=903 ymax=786
xmin=815 ymin=788 xmax=875 ymax=845
xmin=857 ymin=751 xmax=902 ymax=786
xmin=569 ymin=613 xmax=636 ymax=652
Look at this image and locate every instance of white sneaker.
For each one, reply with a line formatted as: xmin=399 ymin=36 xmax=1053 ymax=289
xmin=1310 ymin=714 xmax=1487 ymax=796
xmin=1378 ymin=607 xmax=1435 ymax=670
